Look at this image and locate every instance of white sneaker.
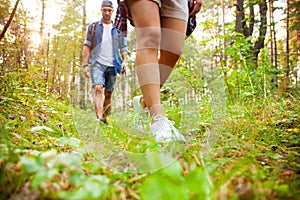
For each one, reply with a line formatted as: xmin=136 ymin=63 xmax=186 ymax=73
xmin=150 ymin=114 xmax=186 ymax=142
xmin=132 ymin=95 xmax=149 ymax=132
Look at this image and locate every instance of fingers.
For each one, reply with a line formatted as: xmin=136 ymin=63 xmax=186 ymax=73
xmin=189 ymin=0 xmax=203 ymax=16
xmin=122 ymin=63 xmax=126 ymax=74
xmin=84 ymin=68 xmax=90 ymax=78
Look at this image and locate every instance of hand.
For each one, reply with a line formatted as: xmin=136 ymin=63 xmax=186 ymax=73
xmin=189 ymin=0 xmax=203 ymax=16
xmin=121 ymin=62 xmax=126 ymax=75
xmin=84 ymin=66 xmax=90 ymax=78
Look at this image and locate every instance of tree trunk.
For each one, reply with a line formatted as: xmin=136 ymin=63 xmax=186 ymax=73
xmin=221 ymin=0 xmax=226 ymax=64
xmin=272 ymin=1 xmax=278 ymax=71
xmin=40 ymin=0 xmax=45 ymax=55
xmin=269 ymin=0 xmax=274 ymax=66
xmin=80 ymin=0 xmax=88 ymax=109
xmin=269 ymin=0 xmax=278 ymax=85
xmin=253 ymin=0 xmax=268 ymax=67
xmin=45 ymin=32 xmax=50 ymax=86
xmin=51 ymin=35 xmax=59 ymax=93
xmin=0 ymin=0 xmax=20 ymax=41
xmin=40 ymin=0 xmax=46 ymax=79
xmin=235 ymin=0 xmax=244 ymax=34
xmin=285 ymin=0 xmax=290 ymax=80
xmin=235 ymin=0 xmax=268 ymax=68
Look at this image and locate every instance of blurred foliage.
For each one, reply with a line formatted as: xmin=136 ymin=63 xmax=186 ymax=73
xmin=0 ymin=62 xmax=299 ymax=199
xmin=0 ymin=0 xmax=299 ymax=199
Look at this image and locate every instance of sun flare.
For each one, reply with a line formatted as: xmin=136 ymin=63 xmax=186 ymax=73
xmin=29 ymin=33 xmax=42 ymax=48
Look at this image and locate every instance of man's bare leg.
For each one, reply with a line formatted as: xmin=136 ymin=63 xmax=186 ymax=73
xmin=94 ymin=84 xmax=104 ymax=120
xmin=103 ymin=90 xmax=113 ymax=120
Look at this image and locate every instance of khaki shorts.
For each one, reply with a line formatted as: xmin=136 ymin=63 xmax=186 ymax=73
xmin=151 ymin=0 xmax=188 ymax=21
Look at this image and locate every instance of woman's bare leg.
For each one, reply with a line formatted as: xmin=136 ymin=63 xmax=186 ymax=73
xmin=159 ymin=17 xmax=187 ymax=86
xmin=139 ymin=18 xmax=187 ymax=107
xmin=127 ymin=0 xmax=163 ymax=119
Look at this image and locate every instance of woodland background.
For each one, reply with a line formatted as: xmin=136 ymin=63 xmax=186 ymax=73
xmin=0 ymin=0 xmax=299 ymax=199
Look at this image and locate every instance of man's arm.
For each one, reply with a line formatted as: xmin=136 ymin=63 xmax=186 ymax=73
xmin=121 ymin=50 xmax=128 ymax=74
xmin=83 ymin=45 xmax=91 ymax=78
xmin=119 ymin=33 xmax=128 ymax=74
xmin=189 ymin=0 xmax=203 ymax=16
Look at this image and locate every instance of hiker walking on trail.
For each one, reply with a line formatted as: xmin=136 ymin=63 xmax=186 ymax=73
xmin=83 ymin=0 xmax=128 ymax=125
xmin=125 ymin=0 xmax=203 ymax=142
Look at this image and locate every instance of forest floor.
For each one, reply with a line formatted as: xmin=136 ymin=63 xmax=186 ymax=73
xmin=0 ymin=78 xmax=299 ymax=200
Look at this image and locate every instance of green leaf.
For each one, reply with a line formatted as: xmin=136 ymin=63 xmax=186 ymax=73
xmin=83 ymin=175 xmax=110 ymax=198
xmin=20 ymin=156 xmax=44 ymax=173
xmin=31 ymin=168 xmax=58 ymax=188
xmin=31 ymin=126 xmax=54 ymax=132
xmin=266 ymin=151 xmax=282 ymax=159
xmin=144 ymin=152 xmax=178 ymax=173
xmin=141 ymin=175 xmax=188 ymax=200
xmin=160 ymin=160 xmax=184 ymax=181
xmin=275 ymin=184 xmax=289 ymax=195
xmin=185 ymin=167 xmax=212 ymax=197
xmin=40 ymin=149 xmax=57 ymax=159
xmin=55 ymin=152 xmax=82 ymax=168
xmin=57 ymin=137 xmax=81 ymax=147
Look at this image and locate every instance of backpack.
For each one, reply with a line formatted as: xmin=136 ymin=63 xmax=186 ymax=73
xmin=115 ymin=0 xmax=197 ymax=38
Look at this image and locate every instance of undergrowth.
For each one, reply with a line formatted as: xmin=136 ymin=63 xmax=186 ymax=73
xmin=0 ymin=72 xmax=299 ymax=200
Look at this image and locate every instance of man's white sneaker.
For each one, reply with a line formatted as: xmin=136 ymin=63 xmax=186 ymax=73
xmin=150 ymin=114 xmax=186 ymax=142
xmin=132 ymin=95 xmax=149 ymax=132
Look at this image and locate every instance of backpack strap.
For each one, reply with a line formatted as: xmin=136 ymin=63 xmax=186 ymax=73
xmin=91 ymin=22 xmax=97 ymax=49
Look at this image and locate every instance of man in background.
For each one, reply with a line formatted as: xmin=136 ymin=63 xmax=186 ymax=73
xmin=82 ymin=0 xmax=128 ymax=125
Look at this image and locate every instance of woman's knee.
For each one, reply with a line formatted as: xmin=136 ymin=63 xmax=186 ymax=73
xmin=161 ymin=28 xmax=185 ymax=55
xmin=136 ymin=27 xmax=161 ymax=50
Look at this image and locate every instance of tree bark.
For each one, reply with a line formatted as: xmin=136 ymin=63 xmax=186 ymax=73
xmin=269 ymin=0 xmax=278 ymax=84
xmin=269 ymin=0 xmax=274 ymax=66
xmin=235 ymin=0 xmax=244 ymax=34
xmin=253 ymin=0 xmax=268 ymax=65
xmin=80 ymin=0 xmax=88 ymax=109
xmin=40 ymin=0 xmax=46 ymax=55
xmin=235 ymin=0 xmax=268 ymax=68
xmin=285 ymin=0 xmax=290 ymax=80
xmin=0 ymin=0 xmax=20 ymax=41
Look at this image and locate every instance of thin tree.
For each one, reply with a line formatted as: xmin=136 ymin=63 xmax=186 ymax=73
xmin=271 ymin=0 xmax=278 ymax=71
xmin=0 ymin=0 xmax=21 ymax=41
xmin=269 ymin=0 xmax=278 ymax=84
xmin=285 ymin=0 xmax=290 ymax=80
xmin=39 ymin=0 xmax=46 ymax=55
xmin=39 ymin=0 xmax=47 ymax=80
xmin=269 ymin=0 xmax=274 ymax=66
xmin=80 ymin=0 xmax=88 ymax=108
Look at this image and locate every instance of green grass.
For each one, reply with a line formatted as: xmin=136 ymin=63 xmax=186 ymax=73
xmin=0 ymin=74 xmax=299 ymax=199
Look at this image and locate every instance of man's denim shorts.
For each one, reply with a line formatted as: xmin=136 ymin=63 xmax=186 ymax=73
xmin=90 ymin=62 xmax=116 ymax=92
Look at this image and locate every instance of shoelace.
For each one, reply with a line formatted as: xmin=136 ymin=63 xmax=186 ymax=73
xmin=152 ymin=114 xmax=175 ymax=126
xmin=152 ymin=114 xmax=184 ymax=142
